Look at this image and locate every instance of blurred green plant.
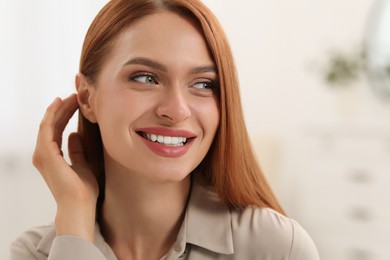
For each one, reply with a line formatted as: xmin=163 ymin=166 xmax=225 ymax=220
xmin=321 ymin=49 xmax=390 ymax=94
xmin=322 ymin=50 xmax=365 ymax=87
xmin=319 ymin=49 xmax=390 ymax=99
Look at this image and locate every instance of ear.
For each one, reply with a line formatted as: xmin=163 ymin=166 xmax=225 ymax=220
xmin=75 ymin=73 xmax=97 ymax=123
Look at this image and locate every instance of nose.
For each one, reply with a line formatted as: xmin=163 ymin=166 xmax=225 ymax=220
xmin=155 ymin=86 xmax=191 ymax=124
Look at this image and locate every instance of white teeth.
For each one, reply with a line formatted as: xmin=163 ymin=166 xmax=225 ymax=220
xmin=164 ymin=136 xmax=172 ymax=144
xmin=144 ymin=133 xmax=188 ymax=146
xmin=171 ymin=137 xmax=179 ymax=145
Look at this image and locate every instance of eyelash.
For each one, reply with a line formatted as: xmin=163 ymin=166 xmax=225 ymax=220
xmin=129 ymin=73 xmax=159 ymax=85
xmin=128 ymin=72 xmax=219 ymax=92
xmin=192 ymin=81 xmax=218 ymax=91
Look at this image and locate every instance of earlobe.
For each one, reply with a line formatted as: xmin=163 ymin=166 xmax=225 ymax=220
xmin=75 ymin=73 xmax=97 ymax=123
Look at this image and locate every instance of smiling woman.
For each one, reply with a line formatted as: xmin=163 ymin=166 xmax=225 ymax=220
xmin=10 ymin=0 xmax=319 ymax=259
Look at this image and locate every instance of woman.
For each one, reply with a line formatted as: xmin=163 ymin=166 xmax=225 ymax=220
xmin=11 ymin=0 xmax=320 ymax=259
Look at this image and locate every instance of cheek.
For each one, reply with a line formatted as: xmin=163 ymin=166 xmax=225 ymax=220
xmin=94 ymin=89 xmax=146 ymax=123
xmin=200 ymin=99 xmax=220 ymax=137
xmin=93 ymin=97 xmax=132 ymax=148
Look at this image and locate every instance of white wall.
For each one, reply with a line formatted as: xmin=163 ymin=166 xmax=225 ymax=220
xmin=0 ymin=0 xmax=109 ymax=257
xmin=1 ymin=0 xmax=388 ymax=259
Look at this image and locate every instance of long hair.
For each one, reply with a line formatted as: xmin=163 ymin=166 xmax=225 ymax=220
xmin=78 ymin=0 xmax=285 ymax=215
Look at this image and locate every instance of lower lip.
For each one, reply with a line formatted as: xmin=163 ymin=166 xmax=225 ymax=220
xmin=139 ymin=136 xmax=193 ymax=157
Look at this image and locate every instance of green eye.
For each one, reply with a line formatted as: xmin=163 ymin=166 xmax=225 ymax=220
xmin=131 ymin=74 xmax=158 ymax=85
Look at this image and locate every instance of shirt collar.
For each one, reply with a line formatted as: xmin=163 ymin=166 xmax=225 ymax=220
xmin=182 ymin=173 xmax=234 ymax=255
xmin=36 ymin=173 xmax=234 ymax=257
xmin=36 ymin=226 xmax=55 ymax=255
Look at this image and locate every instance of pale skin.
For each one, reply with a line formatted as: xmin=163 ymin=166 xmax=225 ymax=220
xmin=33 ymin=11 xmax=219 ymax=260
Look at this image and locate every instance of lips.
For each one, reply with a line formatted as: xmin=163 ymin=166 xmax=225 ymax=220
xmin=135 ymin=127 xmax=196 ymax=157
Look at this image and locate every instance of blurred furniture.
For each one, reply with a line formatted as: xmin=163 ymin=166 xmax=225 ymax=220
xmin=295 ymin=124 xmax=390 ymax=260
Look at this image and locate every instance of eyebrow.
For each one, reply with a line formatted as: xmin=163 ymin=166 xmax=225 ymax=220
xmin=123 ymin=57 xmax=216 ymax=75
xmin=123 ymin=57 xmax=168 ymax=72
xmin=189 ymin=65 xmax=216 ymax=75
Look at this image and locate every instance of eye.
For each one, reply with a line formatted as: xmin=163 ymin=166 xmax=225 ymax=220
xmin=192 ymin=81 xmax=218 ymax=90
xmin=130 ymin=73 xmax=159 ymax=85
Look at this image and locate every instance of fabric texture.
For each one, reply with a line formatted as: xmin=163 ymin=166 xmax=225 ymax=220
xmin=10 ymin=174 xmax=320 ymax=260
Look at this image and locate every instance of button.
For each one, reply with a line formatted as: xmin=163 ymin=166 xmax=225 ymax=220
xmin=178 ymin=250 xmax=187 ymax=258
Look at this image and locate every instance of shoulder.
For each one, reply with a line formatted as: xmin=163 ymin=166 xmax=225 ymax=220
xmin=10 ymin=223 xmax=115 ymax=260
xmin=10 ymin=224 xmax=56 ymax=260
xmin=229 ymin=207 xmax=320 ymax=260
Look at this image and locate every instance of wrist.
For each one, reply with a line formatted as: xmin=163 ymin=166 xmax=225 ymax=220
xmin=55 ymin=204 xmax=96 ymax=243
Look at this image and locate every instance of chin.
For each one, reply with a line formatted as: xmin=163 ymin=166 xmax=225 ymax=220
xmin=145 ymin=166 xmax=194 ymax=184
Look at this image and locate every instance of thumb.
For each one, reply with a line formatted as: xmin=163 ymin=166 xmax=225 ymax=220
xmin=68 ymin=132 xmax=87 ymax=167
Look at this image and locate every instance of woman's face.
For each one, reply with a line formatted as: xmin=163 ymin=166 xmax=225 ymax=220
xmin=89 ymin=11 xmax=220 ymax=182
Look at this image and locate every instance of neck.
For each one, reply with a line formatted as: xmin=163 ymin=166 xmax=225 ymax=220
xmin=99 ymin=162 xmax=191 ymax=260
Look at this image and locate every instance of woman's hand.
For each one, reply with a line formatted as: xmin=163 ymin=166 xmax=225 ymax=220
xmin=32 ymin=94 xmax=99 ymax=243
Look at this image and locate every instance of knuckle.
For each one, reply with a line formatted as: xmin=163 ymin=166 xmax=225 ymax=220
xmin=32 ymin=146 xmax=52 ymax=170
xmin=38 ymin=122 xmax=44 ymax=130
xmin=32 ymin=151 xmax=42 ymax=169
xmin=38 ymin=120 xmax=49 ymax=130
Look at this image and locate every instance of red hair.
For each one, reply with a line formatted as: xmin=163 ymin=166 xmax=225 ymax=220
xmin=78 ymin=0 xmax=285 ymax=215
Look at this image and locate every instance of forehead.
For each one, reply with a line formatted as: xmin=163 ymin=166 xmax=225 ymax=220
xmin=106 ymin=10 xmax=214 ymax=68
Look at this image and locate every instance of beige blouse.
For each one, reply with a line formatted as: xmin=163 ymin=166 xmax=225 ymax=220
xmin=10 ymin=175 xmax=320 ymax=260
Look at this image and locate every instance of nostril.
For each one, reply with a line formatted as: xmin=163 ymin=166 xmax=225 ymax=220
xmin=155 ymin=97 xmax=191 ymax=123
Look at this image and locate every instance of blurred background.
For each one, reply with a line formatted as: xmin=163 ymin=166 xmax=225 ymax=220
xmin=1 ymin=0 xmax=390 ymax=259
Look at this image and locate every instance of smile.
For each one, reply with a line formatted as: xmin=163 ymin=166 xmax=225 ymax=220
xmin=141 ymin=132 xmax=187 ymax=146
xmin=135 ymin=127 xmax=196 ymax=157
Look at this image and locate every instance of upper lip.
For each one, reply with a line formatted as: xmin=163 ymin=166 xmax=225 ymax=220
xmin=135 ymin=127 xmax=197 ymax=138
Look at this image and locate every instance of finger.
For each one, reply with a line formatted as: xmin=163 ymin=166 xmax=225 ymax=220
xmin=53 ymin=94 xmax=79 ymax=128
xmin=68 ymin=132 xmax=88 ymax=167
xmin=53 ymin=94 xmax=79 ymax=147
xmin=34 ymin=95 xmax=77 ymax=171
xmin=68 ymin=132 xmax=98 ymax=198
xmin=38 ymin=97 xmax=62 ymax=139
xmin=37 ymin=95 xmax=77 ymax=146
xmin=35 ymin=97 xmax=64 ymax=161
